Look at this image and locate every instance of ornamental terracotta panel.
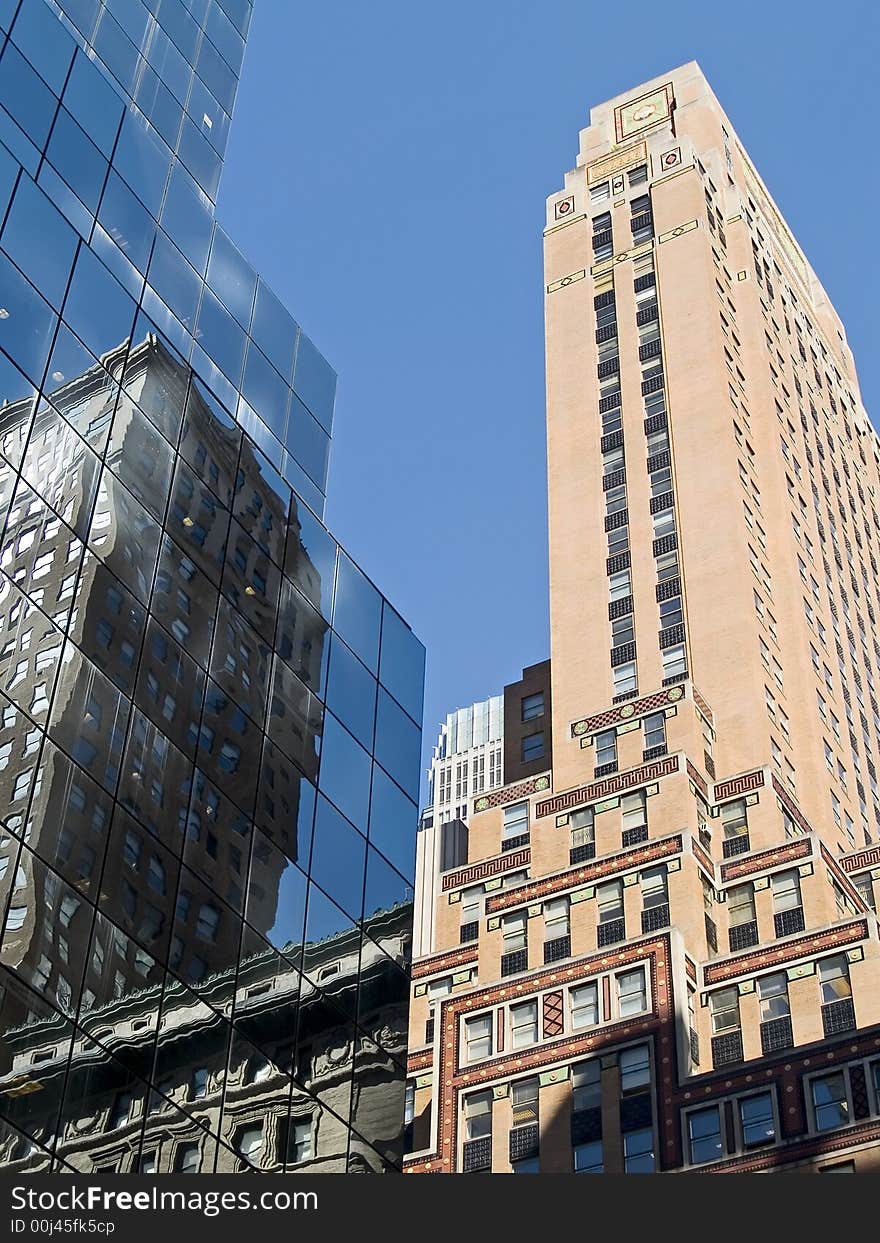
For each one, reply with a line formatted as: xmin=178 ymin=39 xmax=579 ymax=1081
xmin=485 ymin=835 xmax=684 ymax=913
xmin=719 ymin=837 xmax=812 ymax=884
xmin=440 ymin=849 xmax=531 ymax=893
xmin=471 ymin=774 xmax=551 ymax=815
xmin=570 ymin=685 xmax=684 ymax=737
xmin=703 ymin=920 xmax=869 ymax=984
xmin=712 ymin=768 xmax=766 ymax=803
xmin=412 ymin=944 xmax=479 ymax=980
xmin=536 ymin=755 xmax=681 ymax=818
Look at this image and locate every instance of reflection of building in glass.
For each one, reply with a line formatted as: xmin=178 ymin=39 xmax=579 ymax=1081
xmin=0 ymin=903 xmax=410 ymax=1173
xmin=0 ymin=0 xmax=423 ymax=1175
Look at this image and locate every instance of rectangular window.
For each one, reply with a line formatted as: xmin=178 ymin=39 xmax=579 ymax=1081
xmin=570 ymin=981 xmax=599 ymax=1029
xmin=623 ymin=1128 xmax=655 ymax=1172
xmin=544 ymin=896 xmax=570 ymax=940
xmin=590 ymin=181 xmax=610 ymax=203
xmin=597 ymin=879 xmax=623 ymax=923
xmin=739 ymin=1091 xmax=776 ymax=1148
xmin=758 ymin=972 xmax=790 ymax=1021
xmin=502 ymin=910 xmax=527 ymax=954
xmin=572 ymin=1060 xmax=602 ymax=1112
xmin=510 ymin=1001 xmax=538 ymax=1049
xmin=687 ymin=1105 xmax=723 ymax=1165
xmin=613 ymin=661 xmax=637 ymax=696
xmin=818 ymin=955 xmax=852 ymax=1004
xmin=464 ymin=1090 xmax=493 ymax=1140
xmin=521 ymin=692 xmax=544 ymax=721
xmin=511 ymin=1077 xmax=539 ymax=1127
xmin=609 ymin=569 xmax=632 ymax=601
xmin=728 ymin=883 xmax=756 ymax=927
xmin=617 ymin=967 xmax=648 ymax=1017
xmin=521 ymin=732 xmax=545 ymax=763
xmin=770 ymin=870 xmax=801 ymax=912
xmin=465 ymin=1014 xmax=493 ymax=1063
xmin=611 ymin=613 xmax=635 ymax=647
xmin=661 ymin=644 xmax=687 ymax=679
xmin=570 ymin=807 xmax=595 ymax=851
xmin=720 ymin=799 xmax=748 ymax=840
xmin=574 ymin=1140 xmax=603 ymax=1173
xmin=640 ymin=866 xmax=667 ymax=910
xmin=595 ymin=729 xmax=617 ymax=768
xmin=643 ymin=712 xmax=666 ymax=751
xmin=619 ymin=1045 xmax=651 ymax=1093
xmin=710 ymin=987 xmax=740 ymax=1034
xmin=659 ymin=595 xmax=682 ymax=629
xmin=502 ymin=801 xmax=529 ymax=841
xmin=811 ymin=1072 xmax=849 ymax=1132
xmin=621 ymin=789 xmax=647 ymax=834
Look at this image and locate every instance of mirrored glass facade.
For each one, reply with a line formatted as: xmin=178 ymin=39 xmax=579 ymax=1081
xmin=0 ymin=0 xmax=424 ymax=1174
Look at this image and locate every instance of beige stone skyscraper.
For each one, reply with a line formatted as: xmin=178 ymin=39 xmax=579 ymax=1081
xmin=404 ymin=62 xmax=880 ymax=1174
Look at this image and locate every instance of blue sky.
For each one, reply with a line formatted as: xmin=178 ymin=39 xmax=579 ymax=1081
xmin=219 ymin=0 xmax=878 ymax=796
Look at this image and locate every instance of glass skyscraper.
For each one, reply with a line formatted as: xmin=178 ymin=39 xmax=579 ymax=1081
xmin=0 ymin=0 xmax=424 ymax=1174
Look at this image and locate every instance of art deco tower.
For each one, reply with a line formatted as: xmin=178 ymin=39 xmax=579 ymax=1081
xmin=405 ymin=63 xmax=880 ymax=1174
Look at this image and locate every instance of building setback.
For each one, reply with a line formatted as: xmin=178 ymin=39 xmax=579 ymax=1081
xmin=405 ymin=63 xmax=880 ymax=1174
xmin=0 ymin=0 xmax=424 ymax=1174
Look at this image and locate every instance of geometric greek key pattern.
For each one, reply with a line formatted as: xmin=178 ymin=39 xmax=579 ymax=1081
xmin=840 ymin=845 xmax=880 ymax=874
xmin=441 ymin=847 xmax=531 ymax=893
xmin=536 ymin=754 xmax=680 ymax=819
xmin=712 ymin=768 xmax=765 ymax=803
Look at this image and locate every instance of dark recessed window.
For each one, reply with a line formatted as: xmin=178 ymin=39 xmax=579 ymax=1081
xmin=522 ymin=732 xmax=545 ymax=763
xmin=521 ymin=692 xmax=544 ymax=722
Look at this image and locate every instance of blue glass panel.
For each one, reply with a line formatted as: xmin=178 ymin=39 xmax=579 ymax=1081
xmin=310 ymin=795 xmax=366 ymax=921
xmin=207 ymin=227 xmax=255 ymax=326
xmin=326 ymin=635 xmax=376 ymax=751
xmin=284 ymin=499 xmax=336 ymax=619
xmin=11 ymin=0 xmax=76 ymax=95
xmin=0 ymin=107 xmax=38 ymax=175
xmin=93 ymin=7 xmax=140 ymax=97
xmin=156 ymin=0 xmax=201 ymax=63
xmin=63 ymin=246 xmax=136 ymax=360
xmin=286 ymin=393 xmax=329 ymax=489
xmin=97 ymin=171 xmax=156 ymax=275
xmin=242 ymin=342 xmax=288 ymax=442
xmin=318 ymin=711 xmax=371 ymax=833
xmin=177 ymin=115 xmax=222 ymax=200
xmin=379 ymin=602 xmax=425 ymax=724
xmin=247 ymin=830 xmax=307 ymax=950
xmin=333 ymin=553 xmax=381 ymax=674
xmin=161 ymin=163 xmax=213 ymax=274
xmin=62 ymin=49 xmax=123 ymax=157
xmin=147 ymin=232 xmax=201 ymax=332
xmin=104 ymin=0 xmax=151 ymax=52
xmin=113 ymin=111 xmax=171 ymax=218
xmin=46 ymin=108 xmax=108 ymax=214
xmin=196 ymin=34 xmax=236 ymax=111
xmin=205 ymin=3 xmax=245 ymax=76
xmin=368 ymin=763 xmax=418 ymax=881
xmin=195 ymin=288 xmax=245 ymax=384
xmin=135 ymin=64 xmax=184 ymax=153
xmin=292 ymin=330 xmax=335 ymax=432
xmin=251 ymin=280 xmax=297 ymax=382
xmin=147 ymin=25 xmax=192 ymax=106
xmin=37 ymin=163 xmax=92 ymax=240
xmin=186 ymin=75 xmax=230 ymax=155
xmin=1 ymin=173 xmax=78 ymax=307
xmin=364 ymin=846 xmax=411 ymax=920
xmin=0 ymin=42 xmax=58 ymax=152
xmin=374 ymin=689 xmax=421 ymax=803
xmin=0 ymin=250 xmax=57 ymax=386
